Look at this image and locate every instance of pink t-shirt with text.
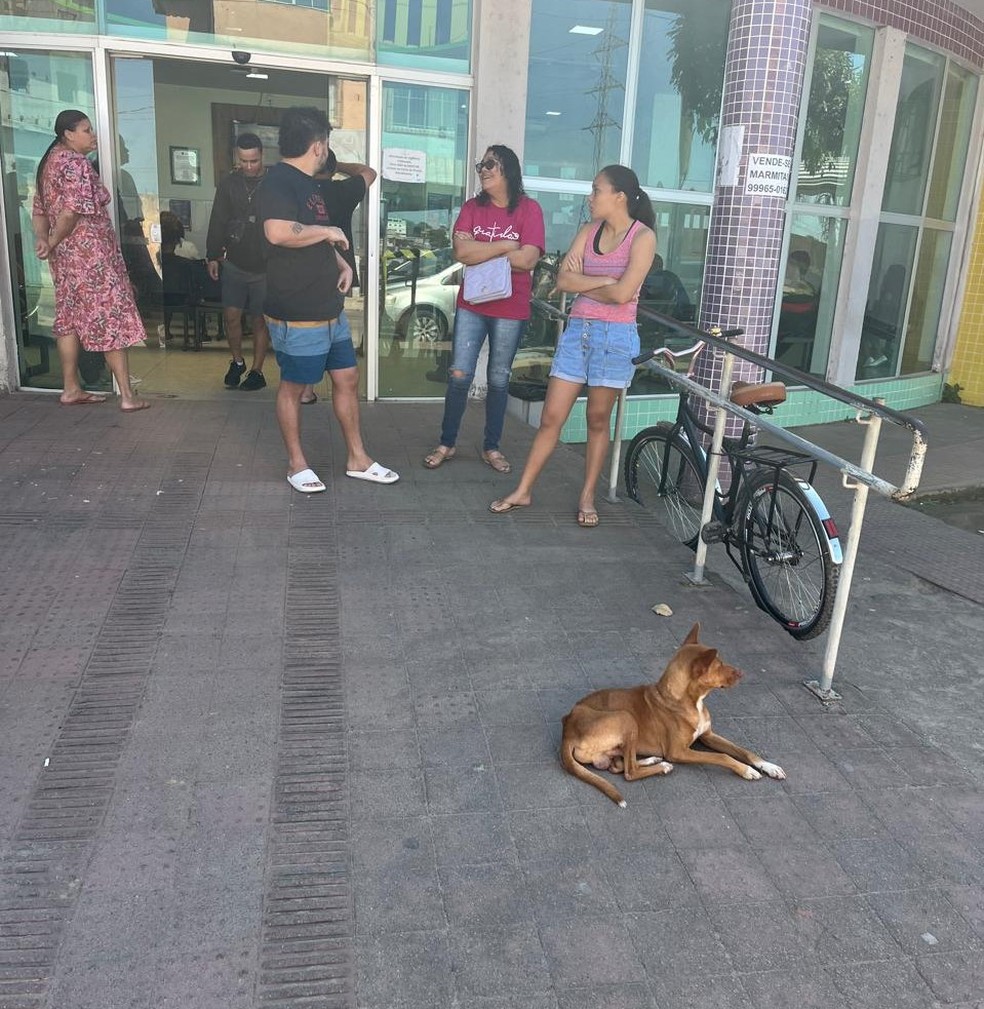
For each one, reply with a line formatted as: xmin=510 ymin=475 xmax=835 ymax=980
xmin=454 ymin=195 xmax=545 ymax=319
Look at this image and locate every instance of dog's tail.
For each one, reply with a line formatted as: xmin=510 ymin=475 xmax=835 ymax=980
xmin=560 ymin=735 xmax=627 ymax=808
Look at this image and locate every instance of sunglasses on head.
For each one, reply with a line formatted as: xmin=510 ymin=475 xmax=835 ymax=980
xmin=475 ymin=158 xmax=500 ymax=173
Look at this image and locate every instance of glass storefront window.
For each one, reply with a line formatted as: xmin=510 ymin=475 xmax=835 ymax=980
xmin=856 ymin=223 xmax=918 ymax=381
xmin=631 ymin=0 xmax=729 ymax=193
xmin=377 ymin=82 xmax=468 ymax=398
xmin=796 ymin=16 xmax=873 ymax=207
xmin=0 ymin=0 xmax=94 ymax=32
xmin=900 ymin=227 xmax=952 ymax=375
xmin=1 ymin=51 xmax=96 ymax=391
xmin=104 ymin=0 xmax=372 ymax=62
xmin=775 ymin=214 xmax=846 ymax=376
xmin=926 ymin=64 xmax=978 ymax=222
xmin=377 ymin=0 xmax=472 ymax=72
xmin=524 ymin=0 xmax=632 ymax=182
xmin=882 ymin=46 xmax=944 ymax=215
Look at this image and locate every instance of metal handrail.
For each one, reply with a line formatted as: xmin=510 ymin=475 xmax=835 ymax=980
xmin=526 ymin=299 xmax=931 ymax=702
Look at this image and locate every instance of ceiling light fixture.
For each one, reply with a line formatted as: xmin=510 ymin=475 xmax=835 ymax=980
xmin=545 ymin=111 xmax=561 ymax=116
xmin=246 ymin=70 xmax=269 ymax=79
xmin=569 ymin=25 xmax=603 ymax=35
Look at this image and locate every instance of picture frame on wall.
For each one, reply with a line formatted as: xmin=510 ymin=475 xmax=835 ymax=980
xmin=168 ymin=199 xmax=192 ymax=228
xmin=170 ymin=146 xmax=201 ymax=186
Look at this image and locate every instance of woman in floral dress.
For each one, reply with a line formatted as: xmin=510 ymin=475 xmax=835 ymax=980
xmin=32 ymin=109 xmax=149 ymax=410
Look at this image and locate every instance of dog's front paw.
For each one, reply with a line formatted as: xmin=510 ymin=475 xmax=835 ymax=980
xmin=741 ymin=765 xmax=762 ymax=780
xmin=657 ymin=760 xmax=673 ymax=774
xmin=756 ymin=760 xmax=786 ymax=780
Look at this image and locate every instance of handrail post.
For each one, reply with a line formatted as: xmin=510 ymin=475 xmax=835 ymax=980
xmin=607 ymin=388 xmax=628 ymax=503
xmin=805 ymin=402 xmax=884 ymax=701
xmin=689 ymin=348 xmax=735 ymax=585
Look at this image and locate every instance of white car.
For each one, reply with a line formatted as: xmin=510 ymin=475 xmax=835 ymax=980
xmin=384 ymin=258 xmax=461 ymax=343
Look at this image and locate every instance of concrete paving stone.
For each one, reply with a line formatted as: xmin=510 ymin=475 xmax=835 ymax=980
xmin=580 ymin=656 xmax=655 ymax=691
xmin=648 ymin=971 xmax=753 ymax=1009
xmin=522 ymin=856 xmax=621 ymax=920
xmin=449 ymin=922 xmax=553 ymax=997
xmin=826 ymin=745 xmax=922 ymax=794
xmin=679 ymin=845 xmax=783 ymax=905
xmin=864 ymin=784 xmax=960 ymax=836
xmin=833 ymin=836 xmax=936 ymax=892
xmin=342 ymin=635 xmax=405 ymax=664
xmin=474 ymin=686 xmax=549 ymax=726
xmin=655 ymin=793 xmax=745 ymax=848
xmin=355 ymin=861 xmax=446 ymax=934
xmin=756 ymin=840 xmax=860 ymax=899
xmin=153 ymin=947 xmax=255 ymax=1008
xmin=709 ymin=714 xmax=817 ymax=756
xmin=722 ymin=793 xmax=818 ymax=845
xmin=413 ymin=688 xmax=480 ymax=725
xmin=440 ymin=862 xmax=535 ymax=926
xmin=740 ymin=966 xmax=851 ymax=1009
xmin=453 ymin=997 xmax=559 ymax=1009
xmin=348 ymin=728 xmax=420 ymax=771
xmin=346 ymin=679 xmax=414 ymax=731
xmin=880 ymin=744 xmax=979 ymax=786
xmin=706 ymin=900 xmax=826 ymax=972
xmin=928 ymin=787 xmax=984 ymax=835
xmin=217 ymin=632 xmax=284 ymax=669
xmin=603 ymin=848 xmax=702 ymax=912
xmin=348 ymin=767 xmax=427 ymax=819
xmin=902 ymin=831 xmax=984 ymax=887
xmin=429 ymin=812 xmax=517 ymax=866
xmin=356 ymin=929 xmax=452 ymax=1009
xmin=424 ymin=764 xmax=502 ymax=814
xmin=495 ymin=762 xmax=576 ymax=811
xmin=791 ymin=790 xmax=892 ymax=840
xmin=524 ymin=659 xmax=592 ymax=691
xmin=866 ymin=887 xmax=984 ymax=955
xmin=796 ymin=712 xmax=881 ymax=750
xmin=555 ymin=983 xmax=656 ymax=1009
xmin=487 ymin=724 xmax=559 ymax=766
xmin=536 ymin=684 xmax=596 ymax=724
xmin=826 ymin=959 xmax=942 ymax=1008
xmin=771 ymin=746 xmax=855 ymax=795
xmin=945 ymin=884 xmax=984 ymax=939
xmin=417 ymin=722 xmax=494 ymax=771
xmin=49 ymin=949 xmax=162 ymax=1009
xmin=538 ymin=917 xmax=647 ymax=987
xmin=855 ymin=713 xmax=926 ymax=747
xmin=509 ymin=807 xmax=594 ymax=862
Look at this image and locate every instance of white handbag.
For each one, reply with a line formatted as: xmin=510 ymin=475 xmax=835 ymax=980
xmin=463 ymin=255 xmax=512 ymax=304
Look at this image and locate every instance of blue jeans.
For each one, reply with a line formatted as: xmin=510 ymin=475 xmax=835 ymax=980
xmin=439 ymin=306 xmax=526 ymax=452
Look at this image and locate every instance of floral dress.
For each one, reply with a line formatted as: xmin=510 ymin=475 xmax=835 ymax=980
xmin=33 ymin=146 xmax=146 ymax=352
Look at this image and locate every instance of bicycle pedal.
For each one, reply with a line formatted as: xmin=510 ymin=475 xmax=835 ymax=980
xmin=700 ymin=522 xmax=726 ymax=544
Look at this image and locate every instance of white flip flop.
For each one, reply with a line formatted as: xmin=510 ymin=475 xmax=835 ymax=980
xmin=345 ymin=461 xmax=400 ymax=485
xmin=287 ymin=468 xmax=326 ymax=493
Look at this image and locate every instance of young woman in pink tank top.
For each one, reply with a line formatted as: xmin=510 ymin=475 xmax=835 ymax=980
xmin=490 ymin=164 xmax=656 ymax=526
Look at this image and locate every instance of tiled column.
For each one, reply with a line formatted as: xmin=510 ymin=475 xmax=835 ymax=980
xmin=696 ymin=0 xmax=814 ymax=394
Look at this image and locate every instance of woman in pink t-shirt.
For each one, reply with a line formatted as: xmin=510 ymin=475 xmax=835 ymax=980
xmin=423 ymin=145 xmax=544 ymax=474
xmin=490 ymin=164 xmax=656 ymax=527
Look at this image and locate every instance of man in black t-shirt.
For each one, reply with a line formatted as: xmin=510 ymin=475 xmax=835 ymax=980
xmin=206 ymin=133 xmax=270 ymax=390
xmin=299 ymin=149 xmax=377 ymax=406
xmin=259 ymin=107 xmax=398 ymax=493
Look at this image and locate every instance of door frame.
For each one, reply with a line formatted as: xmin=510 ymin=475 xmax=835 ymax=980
xmin=0 ymin=31 xmax=473 ymax=400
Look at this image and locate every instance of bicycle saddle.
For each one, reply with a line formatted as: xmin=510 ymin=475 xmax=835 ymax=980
xmin=730 ymin=380 xmax=787 ymax=409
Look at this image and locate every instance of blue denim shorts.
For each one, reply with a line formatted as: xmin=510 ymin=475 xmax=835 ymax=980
xmin=549 ymin=318 xmax=641 ymax=389
xmin=267 ymin=311 xmax=356 ymax=384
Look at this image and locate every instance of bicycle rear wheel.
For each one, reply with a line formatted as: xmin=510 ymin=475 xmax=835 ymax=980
xmin=624 ymin=423 xmax=705 ymax=548
xmin=739 ymin=470 xmax=838 ymax=639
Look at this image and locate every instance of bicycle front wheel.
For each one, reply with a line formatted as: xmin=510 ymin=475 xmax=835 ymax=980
xmin=739 ymin=471 xmax=838 ymax=640
xmin=624 ymin=423 xmax=705 ymax=548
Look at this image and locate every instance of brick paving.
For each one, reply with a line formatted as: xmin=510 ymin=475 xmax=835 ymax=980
xmin=0 ymin=393 xmax=982 ymax=1009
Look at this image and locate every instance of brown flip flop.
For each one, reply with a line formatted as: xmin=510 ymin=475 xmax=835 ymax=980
xmin=423 ymin=446 xmax=455 ymax=469
xmin=481 ymin=450 xmax=512 ymax=474
xmin=489 ymin=498 xmax=528 ymax=514
xmin=577 ymin=509 xmax=600 ymax=528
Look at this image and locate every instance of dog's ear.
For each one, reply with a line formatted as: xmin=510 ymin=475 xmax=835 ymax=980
xmin=691 ymin=647 xmax=718 ymax=677
xmin=683 ymin=622 xmax=701 ymax=646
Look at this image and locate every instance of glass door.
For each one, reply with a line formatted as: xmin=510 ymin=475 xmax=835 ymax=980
xmin=377 ymin=81 xmax=469 ymax=398
xmin=1 ymin=50 xmax=97 ymax=392
xmin=108 ymin=53 xmax=370 ymax=400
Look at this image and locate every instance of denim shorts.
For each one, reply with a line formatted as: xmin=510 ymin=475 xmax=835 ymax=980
xmin=221 ymin=260 xmax=266 ymax=315
xmin=549 ymin=318 xmax=641 ymax=389
xmin=267 ymin=311 xmax=356 ymax=383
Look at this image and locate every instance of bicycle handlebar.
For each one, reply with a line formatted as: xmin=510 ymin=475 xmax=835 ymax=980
xmin=631 ymin=327 xmax=743 ymax=368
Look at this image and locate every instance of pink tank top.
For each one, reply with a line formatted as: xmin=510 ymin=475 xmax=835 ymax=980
xmin=569 ymin=219 xmax=643 ymax=324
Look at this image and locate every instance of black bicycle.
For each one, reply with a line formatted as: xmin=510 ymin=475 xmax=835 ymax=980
xmin=624 ymin=333 xmax=843 ymax=640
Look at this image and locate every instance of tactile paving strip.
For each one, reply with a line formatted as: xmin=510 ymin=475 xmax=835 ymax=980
xmin=256 ymin=505 xmax=354 ymax=1009
xmin=0 ymin=467 xmax=201 ymax=1008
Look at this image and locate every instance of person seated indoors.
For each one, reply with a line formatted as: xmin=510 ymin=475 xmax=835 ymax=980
xmin=641 ymin=253 xmax=692 ymax=320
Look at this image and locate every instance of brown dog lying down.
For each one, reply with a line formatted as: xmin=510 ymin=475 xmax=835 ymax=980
xmin=561 ymin=622 xmax=786 ymax=806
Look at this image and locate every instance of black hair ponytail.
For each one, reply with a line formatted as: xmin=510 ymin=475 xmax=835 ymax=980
xmin=36 ymin=109 xmax=89 ymax=193
xmin=599 ymin=164 xmax=656 ymax=231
